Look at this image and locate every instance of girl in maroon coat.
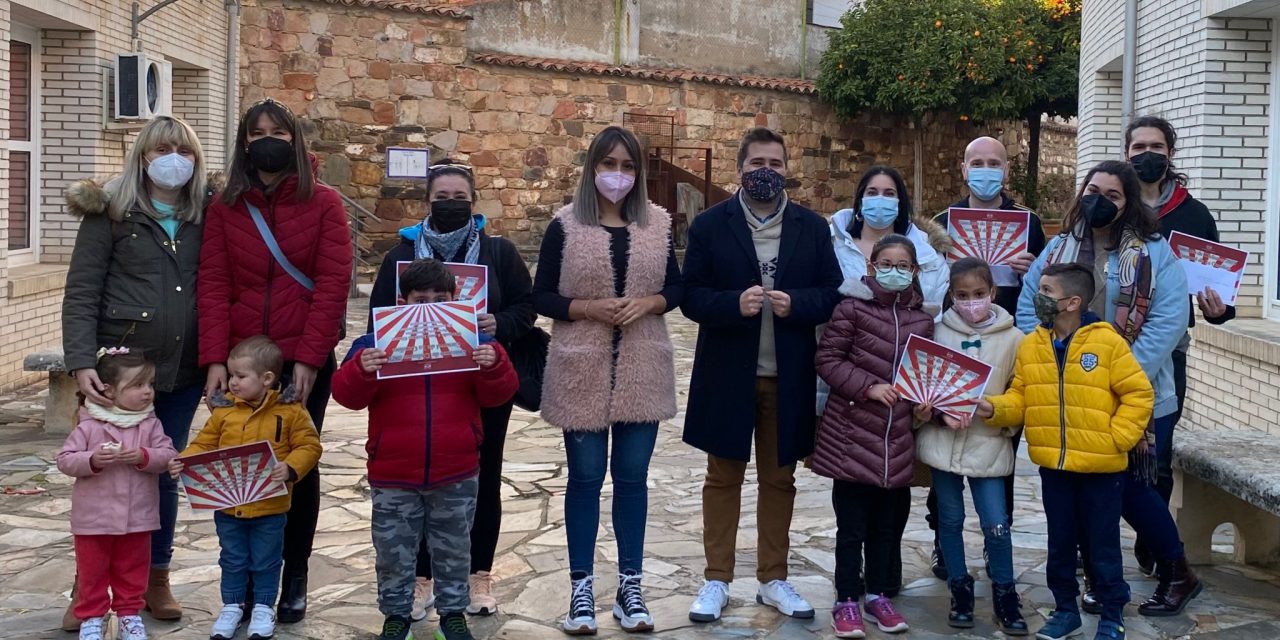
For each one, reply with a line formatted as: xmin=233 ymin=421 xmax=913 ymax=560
xmin=198 ymin=98 xmax=352 ymax=623
xmin=813 ymin=235 xmax=935 ymax=637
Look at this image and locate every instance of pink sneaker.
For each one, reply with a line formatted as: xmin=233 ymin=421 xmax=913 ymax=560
xmin=864 ymin=595 xmax=909 ymax=633
xmin=831 ymin=599 xmax=866 ymax=638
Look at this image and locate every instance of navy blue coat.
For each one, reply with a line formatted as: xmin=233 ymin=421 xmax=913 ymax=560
xmin=681 ymin=197 xmax=843 ymax=466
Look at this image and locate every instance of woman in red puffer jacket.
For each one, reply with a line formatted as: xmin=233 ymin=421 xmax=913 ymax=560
xmin=812 ymin=234 xmax=934 ymax=635
xmin=197 ymin=98 xmax=351 ymax=623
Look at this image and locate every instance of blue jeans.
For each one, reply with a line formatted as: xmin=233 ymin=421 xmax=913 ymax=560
xmin=151 ymin=384 xmax=203 ymax=568
xmin=214 ymin=512 xmax=287 ymax=606
xmin=932 ymin=469 xmax=1014 ymax=586
xmin=1041 ymin=468 xmax=1128 ymax=626
xmin=563 ymin=422 xmax=658 ymax=574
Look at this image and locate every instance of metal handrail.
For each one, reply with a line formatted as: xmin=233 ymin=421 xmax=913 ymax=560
xmin=326 ymin=185 xmax=384 ymax=297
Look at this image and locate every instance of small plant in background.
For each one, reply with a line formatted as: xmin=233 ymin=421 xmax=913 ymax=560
xmin=1008 ymin=157 xmax=1074 ymax=220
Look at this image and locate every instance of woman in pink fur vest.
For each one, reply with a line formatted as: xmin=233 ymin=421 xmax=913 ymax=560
xmin=532 ymin=125 xmax=683 ymax=635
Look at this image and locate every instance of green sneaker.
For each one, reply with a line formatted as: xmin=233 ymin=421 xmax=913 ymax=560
xmin=379 ymin=615 xmax=413 ymax=640
xmin=434 ymin=612 xmax=473 ymax=640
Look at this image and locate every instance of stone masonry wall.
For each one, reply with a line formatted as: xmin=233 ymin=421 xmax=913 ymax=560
xmin=241 ymin=0 xmax=1076 ymax=256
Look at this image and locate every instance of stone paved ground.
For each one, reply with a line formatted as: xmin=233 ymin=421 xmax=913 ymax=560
xmin=3 ymin=301 xmax=1280 ymax=639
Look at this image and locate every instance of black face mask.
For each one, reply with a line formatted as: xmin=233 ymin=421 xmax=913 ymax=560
xmin=1130 ymin=151 xmax=1169 ymax=184
xmin=1081 ymin=193 xmax=1119 ymax=229
xmin=429 ymin=199 xmax=474 ymax=233
xmin=247 ymin=137 xmax=296 ymax=174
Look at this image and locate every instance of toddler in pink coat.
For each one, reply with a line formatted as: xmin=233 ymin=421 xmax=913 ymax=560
xmin=56 ymin=349 xmax=177 ymax=640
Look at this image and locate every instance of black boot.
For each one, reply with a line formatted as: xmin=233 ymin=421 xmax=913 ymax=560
xmin=276 ymin=565 xmax=308 ymax=624
xmin=947 ymin=574 xmax=975 ymax=628
xmin=1135 ymin=539 xmax=1156 ymax=577
xmin=1139 ymin=556 xmax=1203 ymax=617
xmin=931 ymin=539 xmax=948 ymax=580
xmin=1081 ymin=568 xmax=1102 ymax=615
xmin=993 ymin=582 xmax=1028 ymax=636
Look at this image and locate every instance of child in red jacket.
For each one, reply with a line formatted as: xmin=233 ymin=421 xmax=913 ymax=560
xmin=333 ymin=259 xmax=518 ymax=640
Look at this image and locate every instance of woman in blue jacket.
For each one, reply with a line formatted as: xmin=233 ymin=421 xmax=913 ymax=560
xmin=1017 ymin=160 xmax=1201 ymax=632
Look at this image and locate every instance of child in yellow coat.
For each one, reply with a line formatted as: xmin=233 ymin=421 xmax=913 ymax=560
xmin=168 ymin=336 xmax=322 ymax=640
xmin=977 ymin=263 xmax=1152 ymax=640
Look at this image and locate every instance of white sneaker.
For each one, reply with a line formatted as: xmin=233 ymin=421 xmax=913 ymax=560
xmin=688 ymin=580 xmax=729 ymax=622
xmin=209 ymin=604 xmax=244 ymax=640
xmin=757 ymin=579 xmax=815 ymax=619
xmin=411 ymin=577 xmax=435 ymax=622
xmin=79 ymin=617 xmax=104 ymax=640
xmin=118 ymin=614 xmax=148 ymax=640
xmin=247 ymin=604 xmax=276 ymax=639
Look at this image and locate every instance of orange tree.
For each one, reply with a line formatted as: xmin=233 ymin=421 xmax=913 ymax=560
xmin=816 ymin=0 xmax=1001 ymax=208
xmin=967 ymin=0 xmax=1081 ymax=210
xmin=817 ymin=0 xmax=1080 ymax=209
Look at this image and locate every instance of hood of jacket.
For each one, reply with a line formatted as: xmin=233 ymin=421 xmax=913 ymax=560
xmin=830 ymin=208 xmax=952 ymax=261
xmin=66 ymin=172 xmax=225 ymax=222
xmin=398 ymin=213 xmax=489 ymax=243
xmin=940 ymin=303 xmax=1016 ymax=336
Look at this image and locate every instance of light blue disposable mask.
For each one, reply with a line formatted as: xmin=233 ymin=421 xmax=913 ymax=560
xmin=860 ymin=195 xmax=899 ymax=229
xmin=874 ymin=266 xmax=913 ymax=291
xmin=966 ymin=167 xmax=1004 ymax=201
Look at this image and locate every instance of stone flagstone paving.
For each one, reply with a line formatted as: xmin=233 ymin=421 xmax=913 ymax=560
xmin=2 ymin=301 xmax=1280 ymax=639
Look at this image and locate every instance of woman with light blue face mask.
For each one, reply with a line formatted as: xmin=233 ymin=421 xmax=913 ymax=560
xmin=828 ymin=166 xmax=951 ymax=321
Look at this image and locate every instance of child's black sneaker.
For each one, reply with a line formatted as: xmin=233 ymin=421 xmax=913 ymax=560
xmin=434 ymin=611 xmax=473 ymax=640
xmin=379 ymin=614 xmax=413 ymax=640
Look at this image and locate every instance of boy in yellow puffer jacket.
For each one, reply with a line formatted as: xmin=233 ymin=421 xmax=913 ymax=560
xmin=169 ymin=336 xmax=322 ymax=640
xmin=976 ymin=263 xmax=1152 ymax=640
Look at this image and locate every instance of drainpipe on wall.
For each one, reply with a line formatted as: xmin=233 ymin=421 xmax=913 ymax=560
xmin=1120 ymin=0 xmax=1137 ymax=150
xmin=226 ymin=0 xmax=240 ymax=160
xmin=798 ymin=0 xmax=808 ymax=80
xmin=613 ymin=0 xmax=622 ymax=66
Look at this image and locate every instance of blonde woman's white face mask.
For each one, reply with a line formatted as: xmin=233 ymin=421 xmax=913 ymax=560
xmin=147 ymin=153 xmax=195 ymax=190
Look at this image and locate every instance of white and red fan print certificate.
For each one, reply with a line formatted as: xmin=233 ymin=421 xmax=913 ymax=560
xmin=372 ymin=301 xmax=480 ymax=379
xmin=947 ymin=208 xmax=1031 ymax=286
xmin=892 ymin=335 xmax=994 ymax=419
xmin=176 ymin=441 xmax=287 ymax=511
xmin=395 ymin=261 xmax=488 ymax=312
xmin=1168 ymin=231 xmax=1248 ymax=307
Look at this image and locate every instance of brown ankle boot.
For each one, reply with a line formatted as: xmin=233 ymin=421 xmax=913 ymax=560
xmin=144 ymin=568 xmax=183 ymax=620
xmin=1139 ymin=556 xmax=1203 ymax=617
xmin=61 ymin=577 xmax=80 ymax=632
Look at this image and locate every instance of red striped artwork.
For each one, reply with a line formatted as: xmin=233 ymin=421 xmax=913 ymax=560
xmin=892 ymin=335 xmax=994 ymax=419
xmin=176 ymin=441 xmax=286 ymax=511
xmin=946 ymin=208 xmax=1031 ymax=267
xmin=372 ymin=301 xmax=480 ymax=379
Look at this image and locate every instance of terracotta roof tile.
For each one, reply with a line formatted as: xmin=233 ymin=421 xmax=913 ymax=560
xmin=473 ymin=53 xmax=817 ymax=95
xmin=314 ymin=0 xmax=471 ymax=18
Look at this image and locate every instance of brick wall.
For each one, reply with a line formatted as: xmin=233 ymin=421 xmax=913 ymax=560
xmin=1185 ymin=322 xmax=1280 ymax=436
xmin=0 ymin=281 xmax=64 ymax=391
xmin=1 ymin=1 xmax=11 ymax=282
xmin=243 ymin=0 xmax=1077 ymax=256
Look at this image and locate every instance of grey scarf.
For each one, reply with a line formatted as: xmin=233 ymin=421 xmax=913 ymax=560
xmin=415 ymin=218 xmax=481 ymax=264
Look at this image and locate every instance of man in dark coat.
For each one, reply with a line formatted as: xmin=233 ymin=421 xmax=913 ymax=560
xmin=682 ymin=128 xmax=842 ymax=623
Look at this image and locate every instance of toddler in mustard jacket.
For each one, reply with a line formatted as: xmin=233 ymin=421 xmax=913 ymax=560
xmin=976 ymin=263 xmax=1152 ymax=640
xmin=168 ymin=336 xmax=322 ymax=640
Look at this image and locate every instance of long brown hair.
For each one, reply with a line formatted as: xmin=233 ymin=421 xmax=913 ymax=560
xmin=1061 ymin=160 xmax=1161 ymax=250
xmin=220 ymin=99 xmax=314 ymax=205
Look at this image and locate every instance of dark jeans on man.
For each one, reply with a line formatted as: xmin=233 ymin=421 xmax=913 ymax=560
xmin=278 ymin=354 xmax=336 ymax=573
xmin=417 ymin=402 xmax=514 ymax=577
xmin=1041 ymin=468 xmax=1128 ymax=626
xmin=151 ymin=383 xmax=204 ymax=568
xmin=832 ymin=481 xmax=911 ymax=600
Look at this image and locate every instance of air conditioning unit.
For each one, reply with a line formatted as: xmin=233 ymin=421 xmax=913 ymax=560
xmin=114 ymin=52 xmax=172 ymax=120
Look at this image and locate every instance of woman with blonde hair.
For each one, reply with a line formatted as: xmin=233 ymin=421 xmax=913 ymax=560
xmin=61 ymin=115 xmax=210 ymax=632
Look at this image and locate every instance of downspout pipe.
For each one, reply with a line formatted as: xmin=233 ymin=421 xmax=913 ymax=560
xmin=799 ymin=0 xmax=808 ymax=80
xmin=1120 ymin=0 xmax=1137 ymax=149
xmin=226 ymin=0 xmax=240 ymax=161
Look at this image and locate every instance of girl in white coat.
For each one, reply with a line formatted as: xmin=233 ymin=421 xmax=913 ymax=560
xmin=913 ymin=258 xmax=1027 ymax=636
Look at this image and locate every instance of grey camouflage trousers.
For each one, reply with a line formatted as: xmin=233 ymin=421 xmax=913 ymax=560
xmin=372 ymin=477 xmax=478 ymax=616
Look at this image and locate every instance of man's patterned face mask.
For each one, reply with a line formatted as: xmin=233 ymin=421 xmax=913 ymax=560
xmin=741 ymin=167 xmax=785 ymax=202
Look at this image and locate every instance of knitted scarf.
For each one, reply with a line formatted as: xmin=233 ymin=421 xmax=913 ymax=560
xmin=1044 ymin=225 xmax=1158 ymax=484
xmin=86 ymin=402 xmax=154 ymax=429
xmin=414 ymin=218 xmax=481 ymax=265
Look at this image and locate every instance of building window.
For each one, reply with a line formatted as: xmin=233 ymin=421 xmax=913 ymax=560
xmin=8 ymin=28 xmax=40 ymax=261
xmin=808 ymin=0 xmax=854 ymax=28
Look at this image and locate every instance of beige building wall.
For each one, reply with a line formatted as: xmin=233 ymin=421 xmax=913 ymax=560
xmin=0 ymin=0 xmax=232 ymax=390
xmin=1079 ymin=0 xmax=1280 ymax=433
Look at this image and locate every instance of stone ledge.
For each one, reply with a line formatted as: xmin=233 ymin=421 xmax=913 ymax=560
xmin=3 ymin=264 xmax=68 ymax=300
xmin=1192 ymin=318 xmax=1280 ymax=365
xmin=1174 ymin=429 xmax=1280 ymax=516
